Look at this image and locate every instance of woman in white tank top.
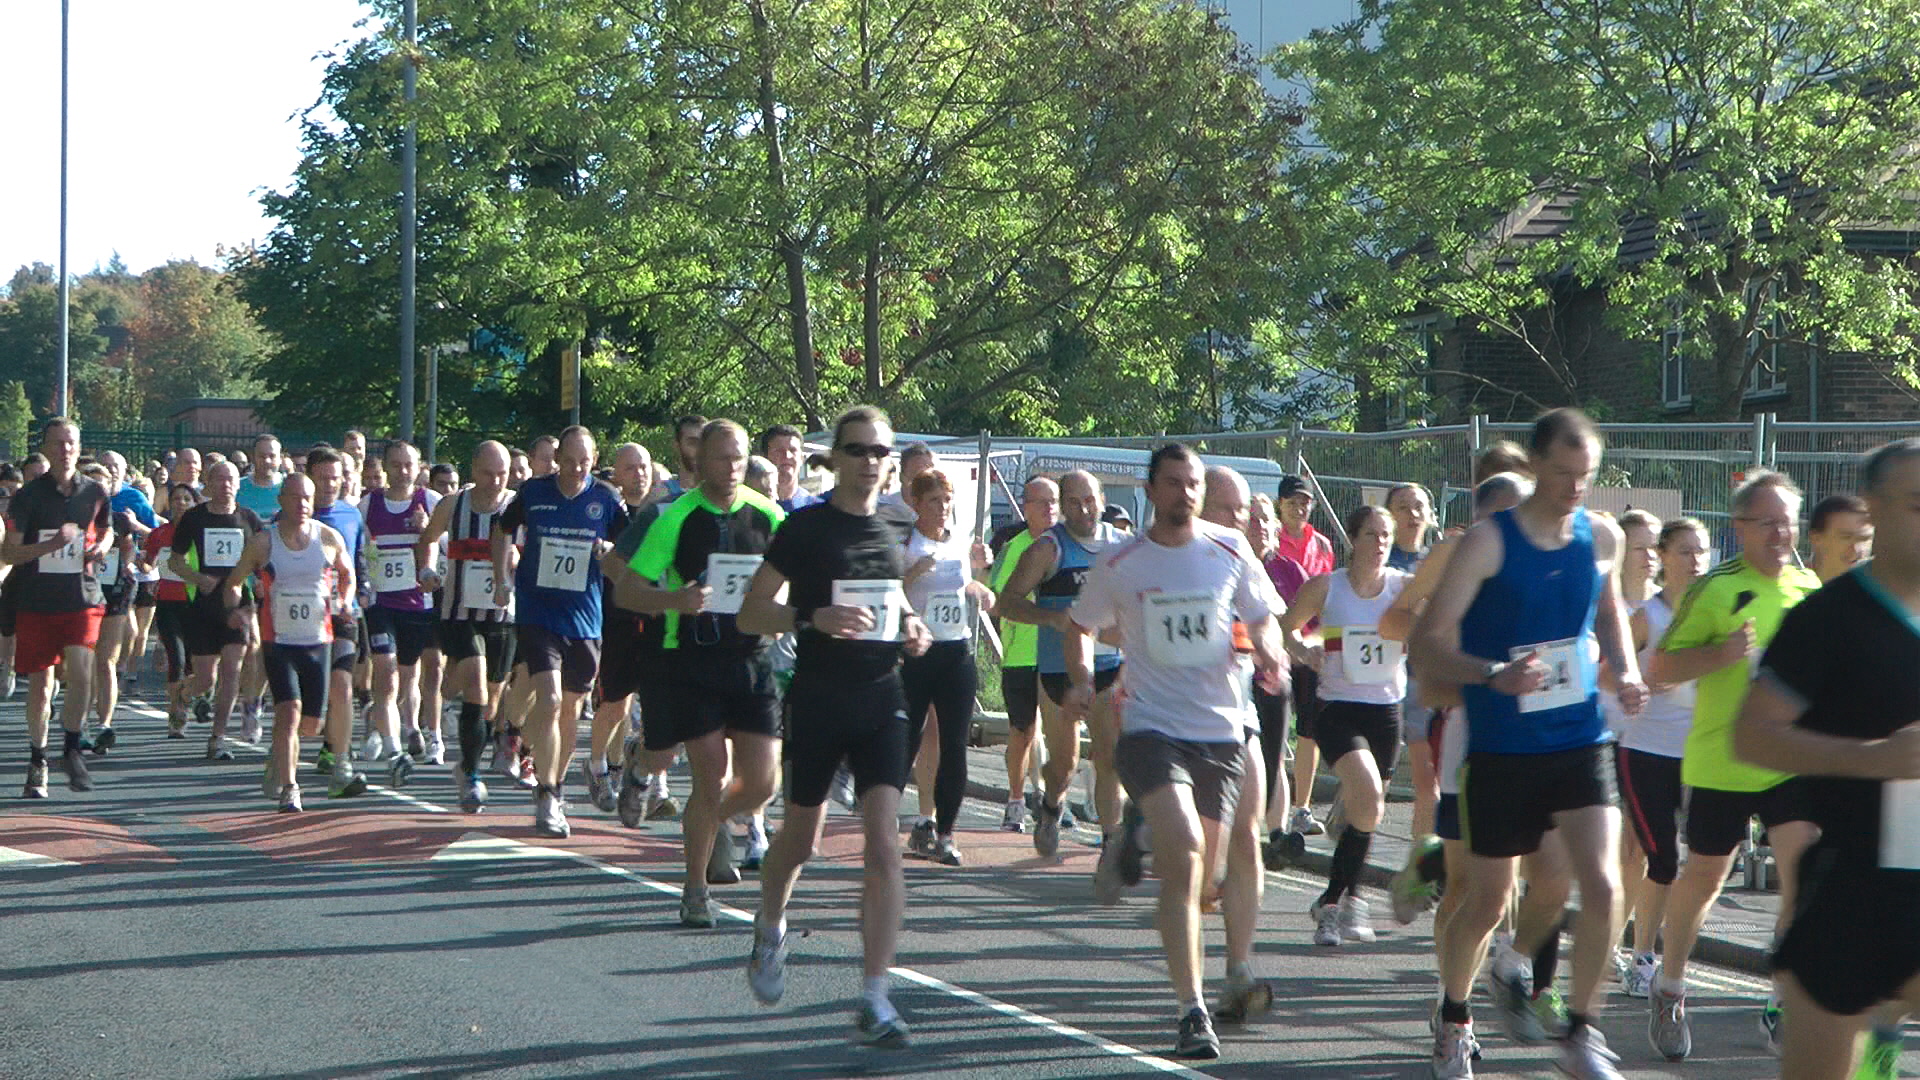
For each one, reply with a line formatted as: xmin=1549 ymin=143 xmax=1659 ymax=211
xmin=1279 ymin=505 xmax=1411 ymax=946
xmin=1614 ymin=516 xmax=1709 ymax=994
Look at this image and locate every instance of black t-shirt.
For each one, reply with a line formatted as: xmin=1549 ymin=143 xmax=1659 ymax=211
xmin=764 ymin=500 xmax=911 ymax=685
xmin=1760 ymin=568 xmax=1920 ymax=871
xmin=610 ymin=503 xmax=667 ymax=656
xmin=3 ymin=472 xmax=112 ymax=613
xmin=171 ymin=503 xmax=265 ymax=606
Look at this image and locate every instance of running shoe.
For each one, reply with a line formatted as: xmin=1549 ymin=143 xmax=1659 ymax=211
xmin=747 ymin=925 xmax=788 ymax=1005
xmin=1032 ymin=797 xmax=1064 ymax=858
xmin=1001 ymin=800 xmax=1025 ymax=832
xmin=239 ymin=704 xmax=261 ymax=746
xmin=1431 ymin=1020 xmax=1475 ymax=1079
xmin=62 ymin=746 xmax=93 ymax=791
xmin=166 ymin=712 xmax=187 ymax=739
xmin=856 ymin=1004 xmax=910 ymax=1049
xmin=192 ymin=693 xmax=212 ymax=726
xmin=1391 ymin=835 xmax=1445 ymax=924
xmin=533 ymin=790 xmax=570 ymax=838
xmin=616 ymin=765 xmax=647 ymax=828
xmin=582 ymin=760 xmax=615 ymax=813
xmin=742 ymin=819 xmax=769 ymax=870
xmin=1491 ymin=968 xmax=1547 ymax=1044
xmin=404 ymin=728 xmax=426 ymax=758
xmin=907 ymin=818 xmax=936 ymax=857
xmin=680 ymin=886 xmax=715 ymax=929
xmin=1288 ymin=805 xmax=1324 ymax=836
xmin=1559 ymin=1025 xmax=1625 ymax=1080
xmin=1623 ymin=955 xmax=1656 ymax=999
xmin=1 ymin=665 xmax=13 ymax=698
xmin=1212 ymin=973 xmax=1274 ymax=1024
xmin=645 ymin=785 xmax=680 ymax=820
xmin=458 ymin=769 xmax=487 ymax=814
xmin=363 ymin=732 xmax=385 ymax=763
xmin=931 ymin=834 xmax=962 ymax=867
xmin=23 ymin=759 xmax=49 ymax=799
xmin=1312 ymin=902 xmax=1343 ymax=946
xmin=278 ymin=783 xmax=304 ymax=813
xmin=1858 ymin=1025 xmax=1902 ymax=1080
xmin=1264 ymin=827 xmax=1306 ymax=871
xmin=1173 ymin=1006 xmax=1220 ymax=1060
xmin=830 ymin=766 xmax=857 ymax=811
xmin=314 ymin=745 xmax=336 ymax=777
xmin=206 ymin=735 xmax=233 ymax=762
xmin=92 ymin=727 xmax=116 ymax=755
xmin=328 ymin=764 xmax=369 ymax=799
xmin=1760 ymin=1000 xmax=1784 ymax=1056
xmin=1649 ymin=982 xmax=1691 ymax=1061
xmin=388 ymin=752 xmax=415 ymax=788
xmin=515 ymin=753 xmax=538 ymax=791
xmin=1429 ymin=1003 xmax=1483 ymax=1061
xmin=1093 ymin=802 xmax=1145 ymax=904
xmin=1338 ymin=894 xmax=1378 ymax=943
xmin=496 ymin=735 xmax=521 ymax=780
xmin=1532 ymin=985 xmax=1570 ymax=1038
xmin=708 ymin=826 xmax=741 ymax=885
xmin=425 ymin=731 xmax=445 ymax=766
xmin=1610 ymin=947 xmax=1632 ymax=986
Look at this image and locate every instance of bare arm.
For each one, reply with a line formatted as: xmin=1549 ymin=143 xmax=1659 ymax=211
xmin=1591 ymin=518 xmax=1642 ymax=687
xmin=488 ymin=522 xmax=514 ymax=608
xmin=1381 ymin=539 xmax=1453 ymax=642
xmin=2 ymin=525 xmax=76 ymax=566
xmin=1647 ymin=637 xmax=1743 ymax=686
xmin=735 ymin=563 xmax=796 ymax=636
xmin=220 ymin=533 xmax=271 ymax=609
xmin=1408 ymin=520 xmax=1511 ymax=687
xmin=1277 ymin=573 xmax=1331 ymax=669
xmin=1734 ymin=673 xmax=1920 ymax=778
xmin=415 ymin=496 xmax=456 ymax=589
xmin=994 ymin=537 xmax=1067 ymax=630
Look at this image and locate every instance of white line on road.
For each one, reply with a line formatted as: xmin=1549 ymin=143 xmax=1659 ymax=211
xmin=366 ymin=781 xmax=1220 ymax=1079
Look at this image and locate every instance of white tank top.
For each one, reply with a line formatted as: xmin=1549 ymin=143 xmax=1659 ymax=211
xmin=1439 ymin=703 xmax=1468 ymax=795
xmin=1619 ymin=591 xmax=1695 ymax=758
xmin=263 ymin=521 xmax=334 ymax=647
xmin=1319 ymin=568 xmax=1411 ymax=705
xmin=903 ymin=527 xmax=973 ymax=643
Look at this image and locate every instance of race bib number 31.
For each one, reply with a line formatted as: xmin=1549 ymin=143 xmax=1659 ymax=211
xmin=832 ymin=580 xmax=904 ymax=643
xmin=460 ymin=560 xmax=503 ymax=608
xmin=536 ymin=537 xmax=592 ymax=592
xmin=705 ymin=553 xmax=762 ymax=616
xmin=1342 ymin=628 xmax=1401 ymax=685
xmin=1512 ymin=638 xmax=1583 ymax=713
xmin=1145 ymin=591 xmax=1221 ymax=667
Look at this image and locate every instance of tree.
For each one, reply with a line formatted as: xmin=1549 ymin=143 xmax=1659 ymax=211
xmin=1279 ymin=0 xmax=1920 ymax=420
xmin=0 ymin=381 xmax=32 ymax=460
xmin=240 ymin=0 xmax=1305 ymax=443
xmin=0 ymin=280 xmax=109 ymax=417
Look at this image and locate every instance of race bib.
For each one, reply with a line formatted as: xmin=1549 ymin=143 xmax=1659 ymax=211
xmin=202 ymin=527 xmax=245 ymax=569
xmin=832 ymin=579 xmax=904 ymax=643
xmin=460 ymin=560 xmax=503 ymax=608
xmin=276 ymin=587 xmax=328 ymax=640
xmin=1884 ymin=780 xmax=1920 ymax=870
xmin=923 ymin=589 xmax=969 ymax=642
xmin=36 ymin=529 xmax=82 ymax=574
xmin=536 ymin=537 xmax=592 ymax=592
xmin=1342 ymin=628 xmax=1402 ymax=685
xmin=158 ymin=554 xmax=183 ymax=583
xmin=100 ymin=549 xmax=122 ymax=582
xmin=372 ymin=546 xmax=416 ymax=593
xmin=705 ymin=553 xmax=762 ymax=616
xmin=1145 ymin=591 xmax=1222 ymax=667
xmin=1512 ymin=638 xmax=1583 ymax=713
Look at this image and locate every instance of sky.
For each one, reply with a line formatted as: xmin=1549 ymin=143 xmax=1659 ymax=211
xmin=0 ymin=0 xmax=374 ymax=278
xmin=0 ymin=0 xmax=1355 ymax=281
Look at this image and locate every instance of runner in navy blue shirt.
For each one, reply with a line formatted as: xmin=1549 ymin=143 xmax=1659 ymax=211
xmin=492 ymin=426 xmax=628 ymax=838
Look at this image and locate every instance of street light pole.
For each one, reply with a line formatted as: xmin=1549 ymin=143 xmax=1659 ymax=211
xmin=397 ymin=0 xmax=418 ymax=441
xmin=57 ymin=0 xmax=70 ymax=418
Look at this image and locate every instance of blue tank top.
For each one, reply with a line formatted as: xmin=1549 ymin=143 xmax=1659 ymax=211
xmin=1459 ymin=507 xmax=1606 ymax=754
xmin=1034 ymin=522 xmax=1124 ymax=676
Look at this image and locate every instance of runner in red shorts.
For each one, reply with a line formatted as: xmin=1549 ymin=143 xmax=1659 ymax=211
xmin=0 ymin=417 xmax=113 ymax=797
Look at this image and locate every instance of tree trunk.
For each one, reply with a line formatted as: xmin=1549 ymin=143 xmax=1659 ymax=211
xmin=746 ymin=0 xmax=819 ymax=428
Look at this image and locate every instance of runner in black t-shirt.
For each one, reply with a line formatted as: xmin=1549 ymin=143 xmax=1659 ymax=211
xmin=168 ymin=461 xmax=265 ymax=762
xmin=738 ymin=405 xmax=931 ymax=1048
xmin=1 ymin=418 xmax=113 ymax=796
xmin=1734 ymin=438 xmax=1920 ymax=1079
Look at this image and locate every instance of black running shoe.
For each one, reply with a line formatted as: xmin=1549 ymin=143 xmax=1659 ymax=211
xmin=62 ymin=746 xmax=94 ymax=792
xmin=1174 ymin=1007 xmax=1220 ymax=1059
xmin=92 ymin=727 xmax=117 ymax=755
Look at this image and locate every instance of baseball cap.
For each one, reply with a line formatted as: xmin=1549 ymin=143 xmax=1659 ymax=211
xmin=1101 ymin=504 xmax=1134 ymax=526
xmin=1278 ymin=475 xmax=1311 ymax=500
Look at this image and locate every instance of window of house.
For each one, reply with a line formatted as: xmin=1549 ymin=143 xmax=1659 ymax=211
xmin=1662 ymin=320 xmax=1690 ymax=408
xmin=1744 ymin=284 xmax=1786 ymax=398
xmin=1388 ymin=316 xmax=1440 ymax=425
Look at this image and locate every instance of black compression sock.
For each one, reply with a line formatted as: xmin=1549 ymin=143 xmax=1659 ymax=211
xmin=1532 ymin=930 xmax=1562 ymax=998
xmin=1567 ymin=1010 xmax=1590 ymax=1038
xmin=63 ymin=730 xmax=81 ymax=751
xmin=1441 ymin=996 xmax=1470 ymax=1024
xmin=1328 ymin=825 xmax=1373 ymax=902
xmin=29 ymin=746 xmax=46 ymax=765
xmin=458 ymin=703 xmax=485 ymax=774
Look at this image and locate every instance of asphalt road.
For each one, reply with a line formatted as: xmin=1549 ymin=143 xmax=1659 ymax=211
xmin=0 ymin=690 xmax=1899 ymax=1080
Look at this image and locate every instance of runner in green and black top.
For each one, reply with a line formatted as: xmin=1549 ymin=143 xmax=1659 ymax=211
xmin=625 ymin=420 xmax=784 ymax=927
xmin=990 ymin=476 xmax=1058 ymax=831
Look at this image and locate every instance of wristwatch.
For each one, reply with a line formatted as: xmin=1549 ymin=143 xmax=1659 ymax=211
xmin=1480 ymin=660 xmax=1505 ymax=685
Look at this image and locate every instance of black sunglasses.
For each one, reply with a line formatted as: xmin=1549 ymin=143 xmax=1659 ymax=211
xmin=837 ymin=442 xmax=894 ymax=461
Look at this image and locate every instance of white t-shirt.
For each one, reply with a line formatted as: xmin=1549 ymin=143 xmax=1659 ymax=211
xmin=1619 ymin=591 xmax=1696 ymax=758
xmin=903 ymin=527 xmax=973 ymax=643
xmin=1070 ymin=521 xmax=1279 ymax=743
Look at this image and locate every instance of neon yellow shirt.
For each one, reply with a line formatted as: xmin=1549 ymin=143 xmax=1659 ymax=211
xmin=1659 ymin=556 xmax=1821 ymax=791
xmin=992 ymin=529 xmax=1040 ymax=668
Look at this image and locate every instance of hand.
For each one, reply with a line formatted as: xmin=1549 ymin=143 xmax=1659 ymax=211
xmin=55 ymin=523 xmax=79 ymax=545
xmin=417 ymin=567 xmax=443 ymax=591
xmin=115 ymin=508 xmax=138 ymax=529
xmin=1491 ymin=651 xmax=1549 ymax=696
xmin=491 ymin=581 xmax=510 ymax=609
xmin=970 ymin=541 xmax=990 ymax=572
xmin=1256 ymin=656 xmax=1289 ymax=697
xmin=813 ymin=604 xmax=877 ymax=639
xmin=1874 ymin=723 xmax=1920 ymax=780
xmin=227 ymin=606 xmax=248 ymax=631
xmin=1303 ymin=643 xmax=1325 ymax=674
xmin=673 ymin=583 xmax=711 ymax=615
xmin=1616 ymin=679 xmax=1649 ymax=717
xmin=1722 ymin=620 xmax=1757 ymax=667
xmin=1061 ymin=680 xmax=1094 ymax=724
xmin=903 ymin=615 xmax=932 ymax=657
xmin=408 ymin=507 xmax=428 ymax=531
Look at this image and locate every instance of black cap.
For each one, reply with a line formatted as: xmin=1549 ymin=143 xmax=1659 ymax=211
xmin=1278 ymin=475 xmax=1311 ymax=499
xmin=1101 ymin=504 xmax=1133 ymax=525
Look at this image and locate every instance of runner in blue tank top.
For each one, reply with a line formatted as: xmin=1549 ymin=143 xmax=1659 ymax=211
xmin=1411 ymin=409 xmax=1648 ymax=1080
xmin=491 ymin=426 xmax=630 ymax=839
xmin=997 ymin=470 xmax=1126 ymax=857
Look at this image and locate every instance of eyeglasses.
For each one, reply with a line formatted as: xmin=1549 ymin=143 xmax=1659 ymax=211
xmin=837 ymin=442 xmax=894 ymax=461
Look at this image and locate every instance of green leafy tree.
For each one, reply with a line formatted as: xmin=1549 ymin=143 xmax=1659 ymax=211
xmin=0 ymin=279 xmax=110 ymax=417
xmin=1279 ymin=0 xmax=1920 ymax=420
xmin=0 ymin=381 xmax=33 ymax=460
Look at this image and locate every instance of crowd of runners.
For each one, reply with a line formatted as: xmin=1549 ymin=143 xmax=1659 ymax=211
xmin=2 ymin=404 xmax=1916 ymax=1078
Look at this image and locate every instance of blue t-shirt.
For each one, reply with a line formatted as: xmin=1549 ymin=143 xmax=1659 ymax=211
xmin=314 ymin=499 xmax=368 ymax=612
xmin=778 ymin=489 xmax=820 ymax=513
xmin=236 ymin=475 xmax=283 ymax=519
xmin=110 ymin=485 xmax=158 ymax=528
xmin=498 ymin=475 xmax=630 ymax=638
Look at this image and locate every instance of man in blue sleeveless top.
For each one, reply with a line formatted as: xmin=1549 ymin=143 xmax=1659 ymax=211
xmin=1412 ymin=408 xmax=1648 ymax=1080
